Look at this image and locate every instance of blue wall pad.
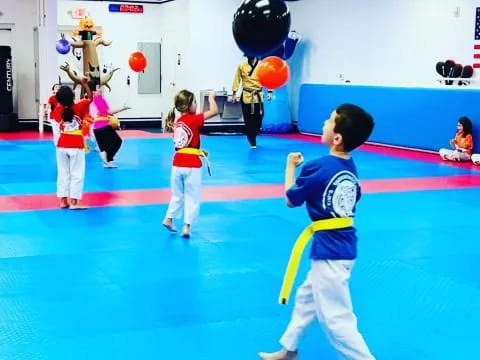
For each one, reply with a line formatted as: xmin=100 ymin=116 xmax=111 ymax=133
xmin=298 ymin=84 xmax=480 ymax=152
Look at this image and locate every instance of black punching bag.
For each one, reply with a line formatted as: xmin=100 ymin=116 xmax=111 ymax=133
xmin=0 ymin=46 xmax=13 ymax=114
xmin=0 ymin=46 xmax=18 ymax=131
xmin=232 ymin=0 xmax=291 ymax=57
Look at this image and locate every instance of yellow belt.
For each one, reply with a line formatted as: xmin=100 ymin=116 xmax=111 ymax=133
xmin=61 ymin=129 xmax=89 ymax=152
xmin=279 ymin=217 xmax=353 ymax=305
xmin=176 ymin=147 xmax=211 ymax=176
xmin=94 ymin=116 xmax=120 ymax=129
xmin=176 ymin=148 xmax=207 ymax=157
xmin=62 ymin=129 xmax=83 ymax=135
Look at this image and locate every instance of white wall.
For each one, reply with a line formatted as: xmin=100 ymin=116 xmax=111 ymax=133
xmin=56 ymin=0 xmax=245 ymax=121
xmin=286 ymin=0 xmax=480 ymax=120
xmin=57 ymin=0 xmax=190 ymax=122
xmin=38 ymin=0 xmax=59 ymax=110
xmin=0 ymin=0 xmax=38 ymax=119
xmin=187 ymin=0 xmax=245 ymax=100
xmin=182 ymin=0 xmax=480 ymax=122
xmin=287 ymin=0 xmax=477 ymax=86
xmin=3 ymin=0 xmax=480 ymax=123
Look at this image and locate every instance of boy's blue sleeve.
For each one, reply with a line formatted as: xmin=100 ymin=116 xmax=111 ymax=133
xmin=286 ymin=162 xmax=318 ymax=207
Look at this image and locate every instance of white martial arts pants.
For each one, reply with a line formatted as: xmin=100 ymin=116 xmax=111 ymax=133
xmin=50 ymin=119 xmax=60 ymax=146
xmin=439 ymin=148 xmax=470 ymax=161
xmin=471 ymin=154 xmax=480 ymax=165
xmin=56 ymin=147 xmax=86 ymax=200
xmin=165 ymin=166 xmax=202 ymax=225
xmin=280 ymin=260 xmax=375 ymax=360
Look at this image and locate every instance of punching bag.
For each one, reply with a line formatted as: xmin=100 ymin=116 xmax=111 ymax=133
xmin=0 ymin=46 xmax=18 ymax=131
xmin=0 ymin=46 xmax=13 ymax=114
xmin=261 ymin=85 xmax=293 ymax=133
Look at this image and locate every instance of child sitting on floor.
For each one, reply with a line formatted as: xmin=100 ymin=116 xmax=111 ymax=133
xmin=439 ymin=116 xmax=473 ymax=162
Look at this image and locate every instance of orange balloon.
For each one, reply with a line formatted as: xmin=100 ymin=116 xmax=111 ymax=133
xmin=256 ymin=56 xmax=290 ymax=90
xmin=128 ymin=51 xmax=147 ymax=72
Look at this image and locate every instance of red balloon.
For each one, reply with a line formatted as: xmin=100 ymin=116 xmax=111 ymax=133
xmin=256 ymin=56 xmax=290 ymax=90
xmin=128 ymin=51 xmax=147 ymax=72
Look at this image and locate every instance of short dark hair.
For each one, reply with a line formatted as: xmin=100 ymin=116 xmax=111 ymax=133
xmin=334 ymin=104 xmax=374 ymax=152
xmin=458 ymin=116 xmax=472 ymax=137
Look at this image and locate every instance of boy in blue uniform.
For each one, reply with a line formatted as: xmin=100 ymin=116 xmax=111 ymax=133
xmin=259 ymin=104 xmax=375 ymax=360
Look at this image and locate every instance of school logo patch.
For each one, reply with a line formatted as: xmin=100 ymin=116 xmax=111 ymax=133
xmin=323 ymin=170 xmax=358 ymax=217
xmin=61 ymin=114 xmax=82 ymax=133
xmin=173 ymin=122 xmax=192 ymax=148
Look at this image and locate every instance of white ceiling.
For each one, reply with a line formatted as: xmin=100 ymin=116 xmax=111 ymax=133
xmin=67 ymin=0 xmax=176 ymax=4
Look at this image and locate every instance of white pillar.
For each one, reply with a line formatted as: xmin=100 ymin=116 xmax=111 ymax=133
xmin=36 ymin=0 xmax=58 ymax=131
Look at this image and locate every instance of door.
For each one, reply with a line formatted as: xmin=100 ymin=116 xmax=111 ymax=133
xmin=33 ymin=27 xmax=40 ymax=104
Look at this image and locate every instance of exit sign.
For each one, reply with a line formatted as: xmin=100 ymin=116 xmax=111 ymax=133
xmin=108 ymin=4 xmax=144 ymax=13
xmin=72 ymin=8 xmax=87 ymax=19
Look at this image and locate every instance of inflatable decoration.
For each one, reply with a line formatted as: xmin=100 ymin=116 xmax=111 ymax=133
xmin=60 ymin=17 xmax=119 ymax=91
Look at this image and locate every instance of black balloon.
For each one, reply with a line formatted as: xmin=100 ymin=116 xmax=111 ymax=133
xmin=233 ymin=0 xmax=291 ymax=57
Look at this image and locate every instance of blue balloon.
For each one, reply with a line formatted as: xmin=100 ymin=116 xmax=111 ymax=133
xmin=56 ymin=39 xmax=71 ymax=55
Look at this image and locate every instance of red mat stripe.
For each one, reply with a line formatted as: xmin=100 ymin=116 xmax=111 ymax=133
xmin=3 ymin=131 xmax=479 ymax=172
xmin=0 ymin=130 xmax=170 ymax=140
xmin=2 ymin=175 xmax=480 ymax=212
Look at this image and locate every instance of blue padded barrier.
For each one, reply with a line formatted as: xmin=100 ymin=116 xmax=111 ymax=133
xmin=298 ymin=84 xmax=480 ymax=152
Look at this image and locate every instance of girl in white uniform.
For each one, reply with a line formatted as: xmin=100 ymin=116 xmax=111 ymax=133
xmin=162 ymin=90 xmax=218 ymax=237
xmin=52 ymin=78 xmax=92 ymax=209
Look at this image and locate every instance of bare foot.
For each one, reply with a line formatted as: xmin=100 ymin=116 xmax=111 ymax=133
xmin=162 ymin=218 xmax=177 ymax=232
xmin=181 ymin=224 xmax=191 ymax=238
xmin=70 ymin=199 xmax=89 ymax=210
xmin=60 ymin=197 xmax=69 ymax=209
xmin=69 ymin=203 xmax=89 ymax=210
xmin=258 ymin=349 xmax=298 ymax=360
xmin=104 ymin=161 xmax=118 ymax=168
xmin=99 ymin=151 xmax=108 ymax=165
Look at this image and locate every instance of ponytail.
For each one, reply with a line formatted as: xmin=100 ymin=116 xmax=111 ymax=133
xmin=62 ymin=106 xmax=74 ymax=123
xmin=164 ymin=89 xmax=195 ymax=132
xmin=164 ymin=107 xmax=176 ymax=132
xmin=55 ymin=86 xmax=75 ymax=123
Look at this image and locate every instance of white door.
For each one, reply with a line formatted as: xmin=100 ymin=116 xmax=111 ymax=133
xmin=161 ymin=37 xmax=177 ymax=130
xmin=33 ymin=27 xmax=40 ymax=104
xmin=0 ymin=27 xmax=11 ymax=46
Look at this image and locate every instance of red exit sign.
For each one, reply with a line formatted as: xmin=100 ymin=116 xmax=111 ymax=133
xmin=109 ymin=4 xmax=144 ymax=13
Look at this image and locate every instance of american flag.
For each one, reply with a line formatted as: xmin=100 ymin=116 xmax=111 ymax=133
xmin=474 ymin=7 xmax=480 ymax=68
